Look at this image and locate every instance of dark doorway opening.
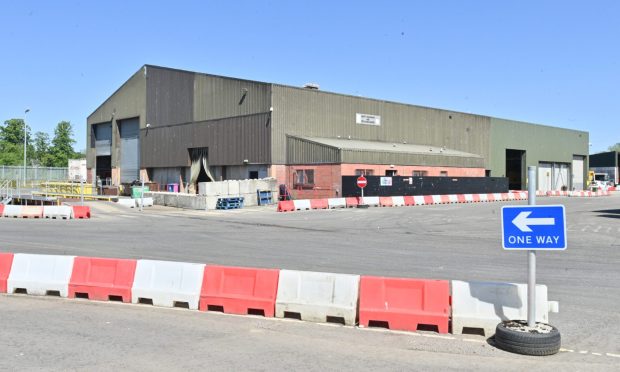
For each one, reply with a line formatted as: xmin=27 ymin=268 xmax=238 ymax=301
xmin=506 ymin=149 xmax=525 ymax=190
xmin=249 ymin=171 xmax=259 ymax=179
xmin=197 ymin=164 xmax=211 ymax=183
xmin=96 ymin=155 xmax=112 ymax=184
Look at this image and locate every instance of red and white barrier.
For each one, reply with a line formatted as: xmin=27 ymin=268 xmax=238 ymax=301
xmin=0 ymin=251 xmax=562 ymax=337
xmin=276 ymin=191 xmax=530 ymax=212
xmin=0 ymin=205 xmax=90 ymax=219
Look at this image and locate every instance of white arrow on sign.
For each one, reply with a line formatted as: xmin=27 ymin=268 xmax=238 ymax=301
xmin=512 ymin=211 xmax=555 ymax=232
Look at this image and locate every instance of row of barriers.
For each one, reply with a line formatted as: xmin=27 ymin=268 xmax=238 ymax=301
xmin=0 ymin=205 xmax=90 ymax=219
xmin=278 ymin=190 xmax=612 ymax=212
xmin=0 ymin=253 xmax=558 ymax=337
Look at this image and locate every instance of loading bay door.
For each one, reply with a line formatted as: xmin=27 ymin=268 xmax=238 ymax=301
xmin=119 ymin=118 xmax=140 ymax=183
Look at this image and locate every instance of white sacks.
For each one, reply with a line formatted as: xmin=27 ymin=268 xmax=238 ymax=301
xmin=276 ymin=270 xmax=360 ymax=326
xmin=43 ymin=206 xmax=73 ymax=219
xmin=7 ymin=254 xmax=75 ymax=297
xmin=131 ymin=260 xmax=205 ymax=310
xmin=451 ymin=280 xmax=556 ymax=337
xmin=117 ymin=198 xmax=136 ymax=208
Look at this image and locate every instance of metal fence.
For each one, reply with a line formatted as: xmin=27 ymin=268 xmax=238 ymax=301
xmin=0 ymin=165 xmax=69 ymax=181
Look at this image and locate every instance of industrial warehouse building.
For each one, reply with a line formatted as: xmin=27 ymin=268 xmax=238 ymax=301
xmin=87 ymin=65 xmax=589 ymax=198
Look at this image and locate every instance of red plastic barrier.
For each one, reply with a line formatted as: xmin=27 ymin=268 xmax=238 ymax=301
xmin=72 ymin=206 xmax=91 ymax=219
xmin=310 ymin=199 xmax=329 ymax=209
xmin=456 ymin=194 xmax=467 ymax=203
xmin=69 ymin=257 xmax=137 ymax=302
xmin=403 ymin=196 xmax=415 ymax=206
xmin=0 ymin=205 xmax=4 ymax=216
xmin=472 ymin=194 xmax=481 ymax=202
xmin=379 ymin=197 xmax=393 ymax=207
xmin=345 ymin=197 xmax=359 ymax=207
xmin=359 ymin=276 xmax=450 ymax=334
xmin=199 ymin=265 xmax=279 ymax=317
xmin=277 ymin=201 xmax=295 ymax=212
xmin=440 ymin=195 xmax=451 ymax=204
xmin=423 ymin=195 xmax=434 ymax=205
xmin=21 ymin=206 xmax=43 ymax=218
xmin=0 ymin=253 xmax=14 ymax=293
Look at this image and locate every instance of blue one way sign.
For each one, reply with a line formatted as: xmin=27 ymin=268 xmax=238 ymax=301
xmin=501 ymin=205 xmax=567 ymax=250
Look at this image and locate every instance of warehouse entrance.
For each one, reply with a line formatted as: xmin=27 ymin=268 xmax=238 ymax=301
xmin=505 ymin=149 xmax=525 ymax=190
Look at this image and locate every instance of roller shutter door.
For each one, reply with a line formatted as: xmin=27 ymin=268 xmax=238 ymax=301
xmin=119 ymin=118 xmax=140 ymax=183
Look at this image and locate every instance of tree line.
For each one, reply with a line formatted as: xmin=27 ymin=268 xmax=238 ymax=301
xmin=0 ymin=119 xmax=83 ymax=167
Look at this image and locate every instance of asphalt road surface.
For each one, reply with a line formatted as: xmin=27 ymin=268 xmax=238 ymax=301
xmin=0 ymin=194 xmax=619 ymax=370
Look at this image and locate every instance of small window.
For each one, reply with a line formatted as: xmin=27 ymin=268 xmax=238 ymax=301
xmin=249 ymin=171 xmax=259 ymax=179
xmin=385 ymin=170 xmax=397 ymax=176
xmin=413 ymin=171 xmax=428 ymax=177
xmin=294 ymin=169 xmax=314 ymax=189
xmin=440 ymin=171 xmax=448 ymax=177
xmin=355 ymin=169 xmax=374 ymax=176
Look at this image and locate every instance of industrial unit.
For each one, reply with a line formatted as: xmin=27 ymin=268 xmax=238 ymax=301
xmin=589 ymin=151 xmax=619 ymax=185
xmin=87 ymin=65 xmax=589 ymax=198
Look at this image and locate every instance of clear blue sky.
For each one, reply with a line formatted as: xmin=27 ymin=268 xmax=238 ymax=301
xmin=1 ymin=1 xmax=617 ymax=153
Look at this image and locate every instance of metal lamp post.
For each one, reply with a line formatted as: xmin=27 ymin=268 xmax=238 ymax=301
xmin=23 ymin=108 xmax=30 ymax=189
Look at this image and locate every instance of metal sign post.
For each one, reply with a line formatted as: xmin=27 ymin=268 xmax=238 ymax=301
xmin=140 ymin=178 xmax=145 ymax=212
xmin=80 ymin=179 xmax=84 ymax=206
xmin=527 ymin=166 xmax=536 ymax=327
xmin=501 ymin=166 xmax=567 ymax=326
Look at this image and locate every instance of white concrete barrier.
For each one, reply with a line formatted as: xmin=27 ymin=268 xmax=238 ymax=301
xmin=448 ymin=194 xmax=459 ymax=203
xmin=327 ymin=198 xmax=347 ymax=209
xmin=464 ymin=194 xmax=474 ymax=202
xmin=2 ymin=205 xmax=22 ymax=218
xmin=43 ymin=206 xmax=73 ymax=219
xmin=392 ymin=196 xmax=405 ymax=206
xmin=362 ymin=196 xmax=380 ymax=206
xmin=117 ymin=198 xmax=136 ymax=208
xmin=276 ymin=270 xmax=360 ymax=326
xmin=413 ymin=195 xmax=425 ymax=205
xmin=131 ymin=260 xmax=205 ymax=309
xmin=431 ymin=195 xmax=442 ymax=204
xmin=136 ymin=197 xmax=154 ymax=207
xmin=451 ymin=280 xmax=555 ymax=337
xmin=7 ymin=254 xmax=75 ymax=297
xmin=293 ymin=199 xmax=311 ymax=211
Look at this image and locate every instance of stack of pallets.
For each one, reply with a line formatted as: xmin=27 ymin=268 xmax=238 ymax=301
xmin=216 ymin=197 xmax=244 ymax=210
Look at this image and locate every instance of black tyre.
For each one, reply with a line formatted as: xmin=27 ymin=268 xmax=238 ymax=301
xmin=494 ymin=320 xmax=561 ymax=356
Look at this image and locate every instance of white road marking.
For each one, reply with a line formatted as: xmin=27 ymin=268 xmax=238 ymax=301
xmin=463 ymin=338 xmax=485 ymax=343
xmin=579 ymin=350 xmax=589 ymax=354
xmin=606 ymin=353 xmax=620 ymax=358
xmin=593 ymin=226 xmax=602 ymax=233
xmin=592 ymin=352 xmax=602 ymax=356
xmin=559 ymin=348 xmax=574 ymax=353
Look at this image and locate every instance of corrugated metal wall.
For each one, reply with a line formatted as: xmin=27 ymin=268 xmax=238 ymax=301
xmin=488 ymin=118 xmax=589 ymax=184
xmin=141 ymin=112 xmax=271 ymax=168
xmin=286 ymin=136 xmax=341 ymax=164
xmin=341 ymin=151 xmax=484 ymax=168
xmin=271 ymin=85 xmax=491 ymax=166
xmin=193 ymin=74 xmax=271 ymax=121
xmin=86 ymin=68 xmax=147 ymax=169
xmin=146 ymin=67 xmax=194 ymax=128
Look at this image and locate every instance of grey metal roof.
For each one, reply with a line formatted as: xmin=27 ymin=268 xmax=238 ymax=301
xmin=291 ymin=136 xmax=483 ymax=158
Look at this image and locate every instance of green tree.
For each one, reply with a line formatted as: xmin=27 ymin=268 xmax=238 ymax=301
xmin=0 ymin=119 xmax=34 ymax=166
xmin=608 ymin=143 xmax=620 ymax=152
xmin=33 ymin=131 xmax=53 ymax=166
xmin=49 ymin=121 xmax=77 ymax=167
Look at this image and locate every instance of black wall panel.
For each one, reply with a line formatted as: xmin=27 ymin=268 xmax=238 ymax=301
xmin=342 ymin=176 xmax=508 ymax=197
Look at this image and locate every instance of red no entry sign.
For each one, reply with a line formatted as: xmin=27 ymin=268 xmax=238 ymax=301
xmin=357 ymin=176 xmax=367 ymax=188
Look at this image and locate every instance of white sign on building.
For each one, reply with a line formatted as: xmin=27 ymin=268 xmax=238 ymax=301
xmin=356 ymin=113 xmax=381 ymax=126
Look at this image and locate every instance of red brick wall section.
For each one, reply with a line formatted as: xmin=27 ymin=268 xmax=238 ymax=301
xmin=279 ymin=164 xmax=484 ymax=200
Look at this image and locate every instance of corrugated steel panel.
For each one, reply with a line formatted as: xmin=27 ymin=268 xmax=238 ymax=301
xmin=141 ymin=113 xmax=271 ymax=168
xmin=119 ymin=118 xmax=140 ymax=183
xmin=488 ymin=118 xmax=589 ymax=180
xmin=93 ymin=122 xmax=112 ymax=156
xmin=87 ymin=67 xmax=147 ymax=169
xmin=194 ymin=74 xmax=271 ymax=121
xmin=146 ymin=67 xmax=194 ymax=127
xmin=341 ymin=150 xmax=485 ymax=168
xmin=286 ymin=136 xmax=340 ymax=164
xmin=271 ymin=85 xmax=491 ymax=166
